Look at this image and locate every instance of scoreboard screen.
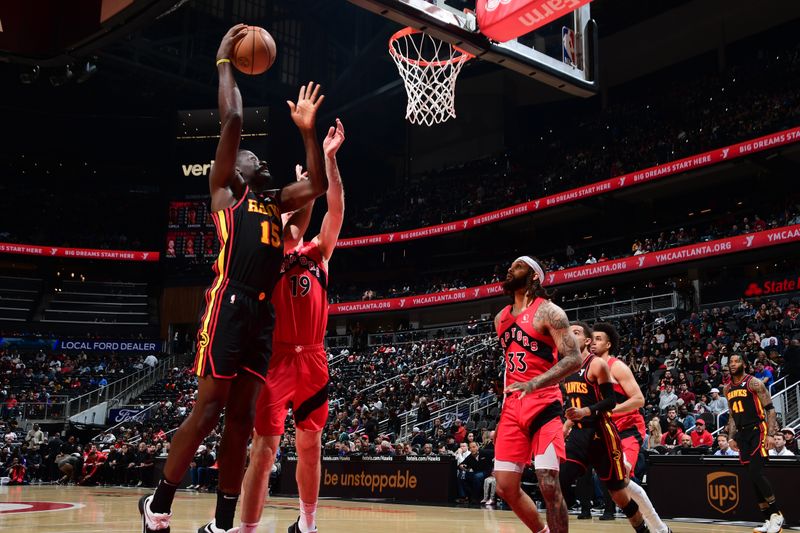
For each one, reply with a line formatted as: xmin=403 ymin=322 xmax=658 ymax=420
xmin=165 ymin=200 xmax=217 ymax=262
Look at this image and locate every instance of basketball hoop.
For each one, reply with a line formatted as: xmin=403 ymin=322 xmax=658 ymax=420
xmin=389 ymin=27 xmax=474 ymax=126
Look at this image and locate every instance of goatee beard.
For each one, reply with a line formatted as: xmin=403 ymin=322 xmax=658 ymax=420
xmin=502 ymin=276 xmax=526 ymax=294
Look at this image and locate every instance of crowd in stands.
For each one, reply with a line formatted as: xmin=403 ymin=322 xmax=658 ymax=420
xmin=330 ymin=201 xmax=800 ymax=303
xmin=343 ymin=40 xmax=800 ymax=236
xmin=0 ymin=347 xmax=166 ymax=420
xmin=1 ymin=292 xmax=797 ymax=502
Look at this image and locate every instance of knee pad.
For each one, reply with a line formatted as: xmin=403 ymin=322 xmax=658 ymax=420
xmin=622 ymin=499 xmax=640 ymax=518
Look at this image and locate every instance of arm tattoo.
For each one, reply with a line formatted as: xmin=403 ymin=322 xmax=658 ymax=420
xmin=530 ymin=302 xmax=582 ymax=389
xmin=749 ymin=378 xmax=778 ymax=434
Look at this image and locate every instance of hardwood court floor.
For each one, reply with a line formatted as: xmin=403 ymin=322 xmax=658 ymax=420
xmin=0 ymin=485 xmax=771 ymax=533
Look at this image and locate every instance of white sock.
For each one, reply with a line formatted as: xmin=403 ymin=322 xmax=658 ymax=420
xmin=627 ymin=480 xmax=669 ymax=533
xmin=298 ymin=499 xmax=317 ymax=532
xmin=536 ymin=526 xmax=550 ymax=533
xmin=238 ymin=522 xmax=259 ymax=533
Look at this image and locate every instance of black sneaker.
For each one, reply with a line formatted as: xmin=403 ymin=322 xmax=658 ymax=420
xmin=198 ymin=521 xmax=232 ymax=533
xmin=138 ymin=495 xmax=171 ymax=532
xmin=577 ymin=512 xmax=592 ymax=520
xmin=288 ymin=517 xmax=317 ymax=533
xmin=599 ymin=512 xmax=616 ymax=521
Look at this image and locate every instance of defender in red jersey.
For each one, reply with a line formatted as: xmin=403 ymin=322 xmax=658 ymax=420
xmin=494 ymin=256 xmax=582 ymax=533
xmin=592 ymin=322 xmax=670 ymax=533
xmin=560 ymin=322 xmax=651 ymax=533
xmin=141 ymin=27 xmax=329 ymax=533
xmin=239 ymin=119 xmax=346 ymax=533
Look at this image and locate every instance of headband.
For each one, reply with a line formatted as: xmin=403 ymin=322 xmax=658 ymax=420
xmin=515 ymin=256 xmax=545 ymax=285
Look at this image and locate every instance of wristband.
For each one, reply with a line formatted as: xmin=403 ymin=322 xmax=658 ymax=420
xmin=764 ymin=403 xmax=774 ymax=411
xmin=216 ymin=58 xmax=231 ymax=66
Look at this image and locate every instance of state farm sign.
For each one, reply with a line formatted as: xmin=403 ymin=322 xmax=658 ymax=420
xmin=744 ymin=276 xmax=800 ymax=297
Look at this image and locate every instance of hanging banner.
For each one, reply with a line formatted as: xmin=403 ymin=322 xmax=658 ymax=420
xmin=337 ymin=127 xmax=800 ymax=248
xmin=0 ymin=243 xmax=159 ymax=262
xmin=330 ymin=224 xmax=800 ymax=315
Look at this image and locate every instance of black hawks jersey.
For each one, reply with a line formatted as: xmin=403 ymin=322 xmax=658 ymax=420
xmin=726 ymin=374 xmax=766 ymax=428
xmin=564 ymin=355 xmax=600 ymax=428
xmin=209 ymin=186 xmax=284 ymax=294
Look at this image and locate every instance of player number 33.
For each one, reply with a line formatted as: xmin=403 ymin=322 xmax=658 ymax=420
xmin=506 ymin=351 xmax=528 ymax=373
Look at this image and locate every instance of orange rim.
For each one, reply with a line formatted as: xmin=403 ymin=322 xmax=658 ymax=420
xmin=388 ymin=27 xmax=474 ymax=68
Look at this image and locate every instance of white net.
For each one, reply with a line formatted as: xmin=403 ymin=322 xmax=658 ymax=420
xmin=389 ymin=28 xmax=472 ymax=127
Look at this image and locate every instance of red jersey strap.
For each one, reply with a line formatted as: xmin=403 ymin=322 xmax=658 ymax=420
xmin=607 ymin=357 xmax=627 ymax=397
xmin=498 ymin=298 xmax=555 ymax=348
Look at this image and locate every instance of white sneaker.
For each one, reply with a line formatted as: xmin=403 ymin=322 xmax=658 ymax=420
xmin=754 ymin=519 xmax=770 ymax=533
xmin=766 ymin=512 xmax=784 ymax=533
xmin=138 ymin=495 xmax=172 ymax=532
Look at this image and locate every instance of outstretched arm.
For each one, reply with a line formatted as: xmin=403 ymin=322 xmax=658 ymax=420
xmin=279 ymin=82 xmax=328 ymax=212
xmin=505 ymin=301 xmax=581 ymax=397
xmin=209 ymin=24 xmax=248 ymax=211
xmin=283 ymin=165 xmax=314 ymax=250
xmin=314 ymin=119 xmax=346 ymax=261
xmin=610 ymin=361 xmax=645 ymax=415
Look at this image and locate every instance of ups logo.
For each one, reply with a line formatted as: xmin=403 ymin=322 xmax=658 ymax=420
xmin=707 ymin=472 xmax=739 ymax=514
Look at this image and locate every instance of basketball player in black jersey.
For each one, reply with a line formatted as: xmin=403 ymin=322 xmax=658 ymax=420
xmin=724 ymin=354 xmax=784 ymax=533
xmin=560 ymin=322 xmax=649 ymax=533
xmin=139 ymin=25 xmax=328 ymax=533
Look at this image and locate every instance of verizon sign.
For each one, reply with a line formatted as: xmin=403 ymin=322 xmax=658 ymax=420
xmin=182 ymin=160 xmax=215 ymax=177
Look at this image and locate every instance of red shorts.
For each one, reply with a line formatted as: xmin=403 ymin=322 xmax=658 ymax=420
xmin=617 ymin=426 xmax=645 ymax=471
xmin=495 ymin=392 xmax=565 ymax=466
xmin=254 ymin=343 xmax=329 ymax=436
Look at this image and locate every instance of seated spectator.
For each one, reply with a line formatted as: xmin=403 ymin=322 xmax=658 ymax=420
xmin=673 ymin=434 xmax=695 ymax=455
xmin=646 ymin=417 xmax=662 ymax=450
xmin=661 ymin=421 xmax=684 ymax=449
xmin=659 ymin=406 xmax=679 ymax=433
xmin=6 ymin=456 xmax=27 ymax=485
xmin=714 ymin=434 xmax=738 ymax=456
xmin=769 ymin=433 xmax=795 ymax=456
xmin=689 ymin=419 xmax=713 ymax=448
xmin=659 ymin=385 xmax=678 ymax=413
xmin=782 ymin=428 xmax=798 ymax=454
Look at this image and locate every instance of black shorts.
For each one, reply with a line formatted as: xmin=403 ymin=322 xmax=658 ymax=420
xmin=736 ymin=421 xmax=769 ymax=465
xmin=565 ymin=417 xmax=627 ymax=489
xmin=192 ymin=279 xmax=275 ymax=383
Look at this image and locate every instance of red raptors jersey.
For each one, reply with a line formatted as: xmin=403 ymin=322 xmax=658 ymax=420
xmin=272 ymin=241 xmax=328 ymax=346
xmin=607 ymin=357 xmax=646 ymax=435
xmin=496 ymin=298 xmax=562 ymax=403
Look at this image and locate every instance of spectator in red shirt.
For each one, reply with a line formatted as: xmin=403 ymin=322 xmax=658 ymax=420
xmin=690 ymin=419 xmax=713 ymax=447
xmin=661 ymin=421 xmax=684 ymax=448
xmin=453 ymin=419 xmax=467 ymax=444
xmin=678 ymin=383 xmax=696 ymax=405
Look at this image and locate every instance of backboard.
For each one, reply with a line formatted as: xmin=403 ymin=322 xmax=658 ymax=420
xmin=348 ymin=0 xmax=598 ymax=96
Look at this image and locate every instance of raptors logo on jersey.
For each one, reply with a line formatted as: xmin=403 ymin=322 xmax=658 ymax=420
xmin=272 ymin=240 xmax=329 ymax=346
xmin=496 ymin=297 xmax=561 ymax=402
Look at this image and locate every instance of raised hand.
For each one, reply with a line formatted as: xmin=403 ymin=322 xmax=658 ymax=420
xmin=287 ymin=81 xmax=325 ymax=132
xmin=295 ymin=164 xmax=309 ymax=181
xmin=323 ymin=118 xmax=346 ymax=159
xmin=217 ymin=24 xmax=248 ymax=61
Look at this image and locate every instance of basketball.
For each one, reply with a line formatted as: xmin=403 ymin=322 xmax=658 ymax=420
xmin=232 ymin=26 xmax=276 ymax=75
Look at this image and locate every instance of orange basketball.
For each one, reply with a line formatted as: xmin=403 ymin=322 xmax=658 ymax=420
xmin=232 ymin=26 xmax=277 ymax=75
